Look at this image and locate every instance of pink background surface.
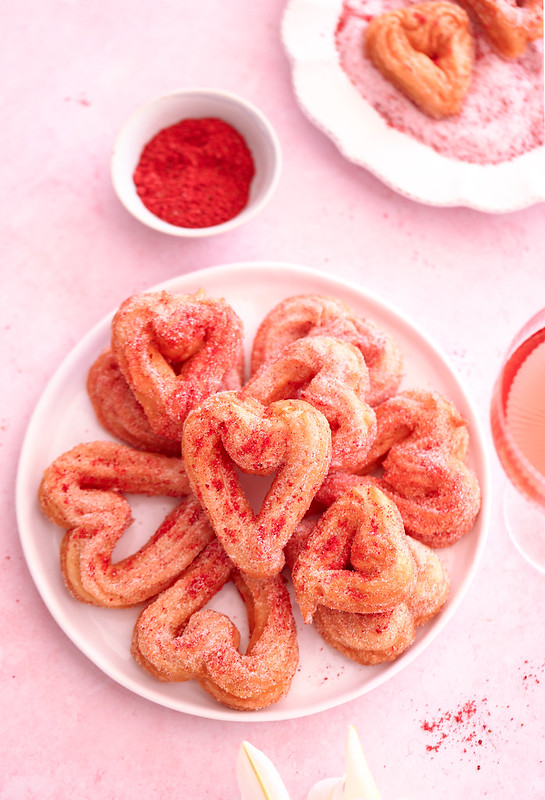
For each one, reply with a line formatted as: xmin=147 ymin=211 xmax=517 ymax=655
xmin=2 ymin=1 xmax=544 ymax=797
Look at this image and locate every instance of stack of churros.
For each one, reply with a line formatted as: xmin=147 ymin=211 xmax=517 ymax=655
xmin=38 ymin=289 xmax=481 ymax=710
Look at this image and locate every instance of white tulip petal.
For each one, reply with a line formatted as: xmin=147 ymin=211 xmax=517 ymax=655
xmin=236 ymin=741 xmax=292 ymax=800
xmin=343 ymin=727 xmax=382 ymax=800
xmin=306 ymin=777 xmax=344 ymax=800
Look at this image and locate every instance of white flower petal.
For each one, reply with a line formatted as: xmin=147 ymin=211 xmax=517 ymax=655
xmin=344 ymin=727 xmax=382 ymax=800
xmin=306 ymin=777 xmax=344 ymax=800
xmin=236 ymin=741 xmax=292 ymax=800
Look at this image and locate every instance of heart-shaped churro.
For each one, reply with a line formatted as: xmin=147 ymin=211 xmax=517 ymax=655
xmin=364 ymin=1 xmax=474 ymax=119
xmin=131 ymin=539 xmax=299 ymax=710
xmin=291 ymin=484 xmax=417 ymax=623
xmin=250 ymin=293 xmax=404 ymax=406
xmin=182 ymin=392 xmax=332 ymax=577
xmin=242 ymin=335 xmax=376 ymax=472
xmin=318 ymin=389 xmax=482 ymax=548
xmin=312 ymin=537 xmax=450 ymax=665
xmin=111 ymin=290 xmax=244 ymax=441
xmin=87 ymin=349 xmax=181 ymax=455
xmin=459 ymin=0 xmax=542 ymax=58
xmin=38 ymin=441 xmax=199 ymax=606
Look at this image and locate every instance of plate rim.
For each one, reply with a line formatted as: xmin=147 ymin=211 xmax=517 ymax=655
xmin=16 ymin=260 xmax=492 ymax=721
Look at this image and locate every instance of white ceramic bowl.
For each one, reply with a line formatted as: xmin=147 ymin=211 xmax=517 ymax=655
xmin=111 ymin=89 xmax=282 ymax=237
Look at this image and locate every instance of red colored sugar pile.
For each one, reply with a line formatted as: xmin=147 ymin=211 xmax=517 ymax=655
xmin=336 ymin=0 xmax=544 ymax=164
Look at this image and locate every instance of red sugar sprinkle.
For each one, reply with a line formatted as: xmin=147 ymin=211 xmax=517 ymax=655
xmin=520 ymin=658 xmax=544 ymax=688
xmin=421 ymin=698 xmax=489 ymax=754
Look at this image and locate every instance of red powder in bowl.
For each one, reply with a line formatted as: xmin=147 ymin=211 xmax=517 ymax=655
xmin=133 ymin=117 xmax=255 ymax=228
xmin=335 ymin=0 xmax=544 ymax=164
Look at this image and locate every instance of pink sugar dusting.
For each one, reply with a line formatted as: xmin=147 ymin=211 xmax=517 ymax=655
xmin=336 ymin=0 xmax=544 ymax=164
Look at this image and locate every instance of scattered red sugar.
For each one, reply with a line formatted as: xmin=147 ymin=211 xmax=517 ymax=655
xmin=421 ymin=698 xmax=492 ymax=754
xmin=335 ymin=0 xmax=544 ymax=164
xmin=520 ymin=658 xmax=544 ymax=688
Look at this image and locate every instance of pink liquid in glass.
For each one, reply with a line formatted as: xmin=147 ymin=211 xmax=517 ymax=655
xmin=491 ymin=327 xmax=545 ymax=508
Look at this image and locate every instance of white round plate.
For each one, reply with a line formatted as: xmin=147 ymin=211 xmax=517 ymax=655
xmin=281 ymin=0 xmax=545 ymax=213
xmin=16 ymin=262 xmax=490 ymax=721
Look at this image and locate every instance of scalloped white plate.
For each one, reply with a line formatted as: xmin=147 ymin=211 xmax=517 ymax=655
xmin=16 ymin=262 xmax=491 ymax=721
xmin=281 ymin=0 xmax=545 ymax=212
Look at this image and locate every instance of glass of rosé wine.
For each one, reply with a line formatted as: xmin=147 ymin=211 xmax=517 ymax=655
xmin=490 ymin=308 xmax=545 ymax=574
